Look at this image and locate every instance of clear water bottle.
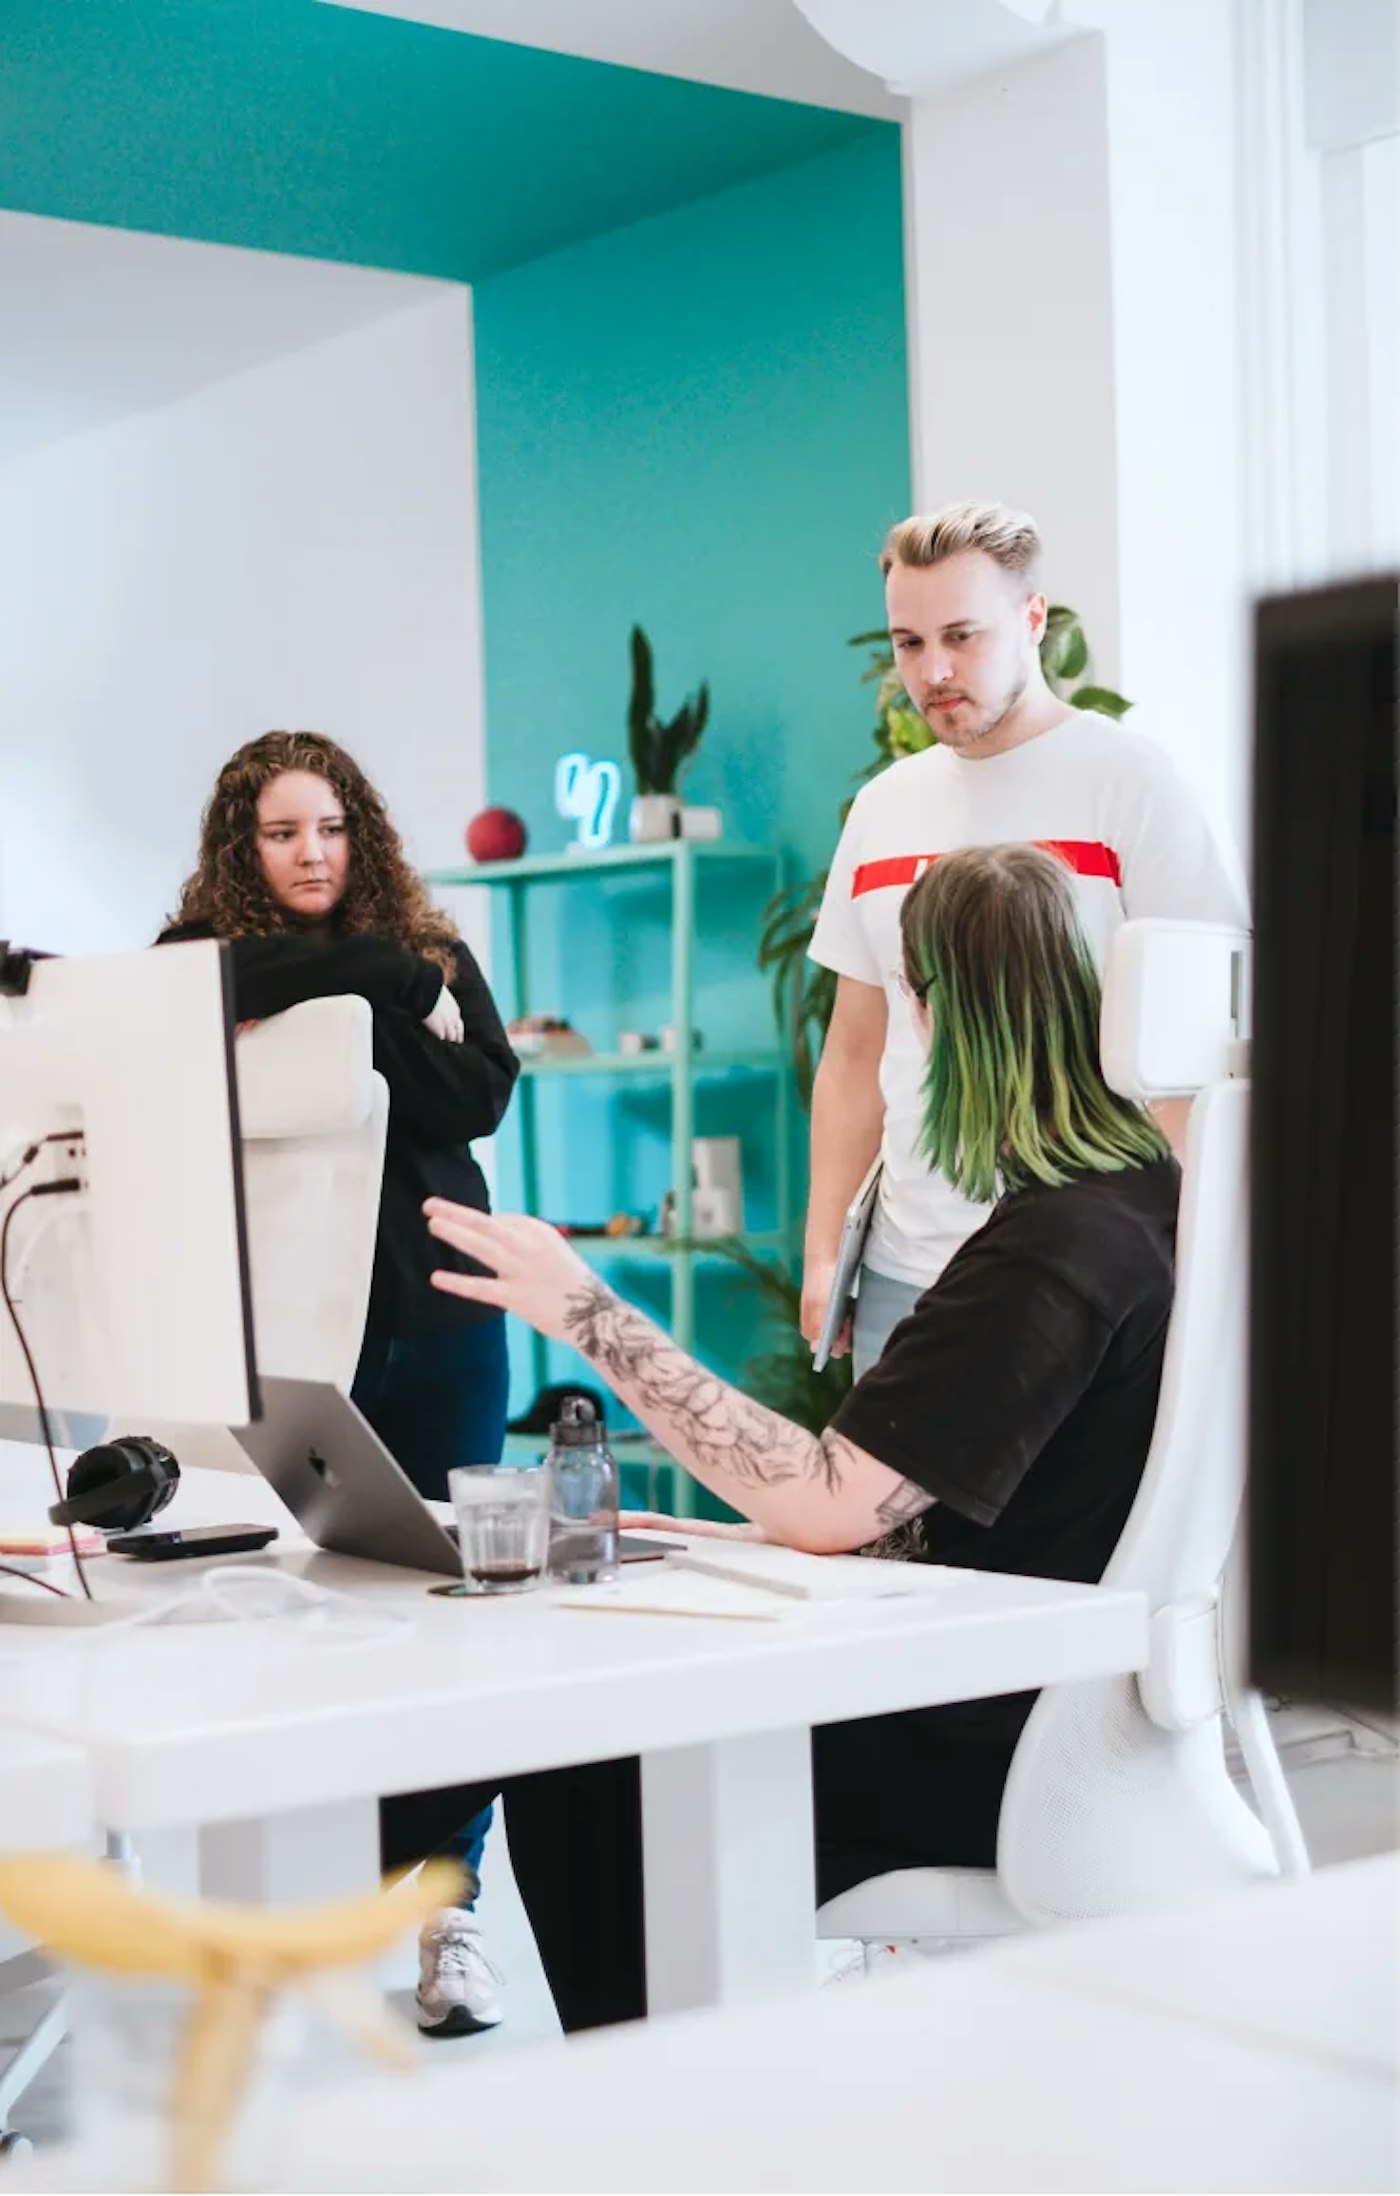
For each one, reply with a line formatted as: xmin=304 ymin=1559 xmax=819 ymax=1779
xmin=546 ymin=1396 xmax=619 ymax=1585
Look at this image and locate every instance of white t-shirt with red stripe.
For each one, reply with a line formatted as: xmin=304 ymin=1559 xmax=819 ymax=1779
xmin=809 ymin=709 xmax=1248 ymax=1288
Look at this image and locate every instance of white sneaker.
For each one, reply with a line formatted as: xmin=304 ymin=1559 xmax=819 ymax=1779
xmin=416 ymin=1909 xmax=505 ymax=2036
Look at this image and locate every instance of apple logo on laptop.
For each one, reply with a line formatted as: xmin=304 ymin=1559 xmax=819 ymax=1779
xmin=306 ymin=1445 xmax=340 ymax=1491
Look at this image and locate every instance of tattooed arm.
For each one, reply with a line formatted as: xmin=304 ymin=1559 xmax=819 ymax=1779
xmin=423 ymin=1203 xmax=935 ymax=1555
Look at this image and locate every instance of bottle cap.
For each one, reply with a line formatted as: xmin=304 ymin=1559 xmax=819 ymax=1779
xmin=550 ymin=1395 xmax=605 ymax=1448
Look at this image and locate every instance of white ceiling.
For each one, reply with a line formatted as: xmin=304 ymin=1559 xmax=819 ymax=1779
xmin=0 ymin=213 xmax=453 ymax=470
xmin=321 ymin=0 xmax=904 ymax=117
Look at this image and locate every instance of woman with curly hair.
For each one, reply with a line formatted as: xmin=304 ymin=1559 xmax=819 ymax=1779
xmin=161 ymin=731 xmax=517 ymax=2035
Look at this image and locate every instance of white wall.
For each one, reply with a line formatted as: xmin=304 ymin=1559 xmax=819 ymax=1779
xmin=1074 ymin=0 xmax=1247 ymax=858
xmin=906 ymin=6 xmax=1251 ymax=862
xmin=906 ymin=36 xmax=1121 ymax=682
xmin=0 ymin=290 xmax=487 ymax=957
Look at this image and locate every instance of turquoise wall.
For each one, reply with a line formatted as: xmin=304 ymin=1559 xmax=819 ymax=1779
xmin=472 ymin=130 xmax=910 ymax=1436
xmin=474 ymin=128 xmax=909 ymax=883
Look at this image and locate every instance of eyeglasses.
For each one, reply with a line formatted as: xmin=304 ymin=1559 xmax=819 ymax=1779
xmin=896 ymin=969 xmax=934 ymax=1005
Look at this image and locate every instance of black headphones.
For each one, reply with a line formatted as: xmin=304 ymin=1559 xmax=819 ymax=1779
xmin=48 ymin=1435 xmax=181 ymax=1534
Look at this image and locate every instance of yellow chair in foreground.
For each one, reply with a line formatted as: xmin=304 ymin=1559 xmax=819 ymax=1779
xmin=0 ymin=1853 xmax=461 ymax=2192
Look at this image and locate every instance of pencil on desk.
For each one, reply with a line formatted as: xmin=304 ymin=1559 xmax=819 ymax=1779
xmin=556 ymin=1600 xmax=781 ymax=1624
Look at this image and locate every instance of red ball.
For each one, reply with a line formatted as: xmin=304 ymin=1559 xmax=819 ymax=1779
xmin=465 ymin=807 xmax=527 ymax=863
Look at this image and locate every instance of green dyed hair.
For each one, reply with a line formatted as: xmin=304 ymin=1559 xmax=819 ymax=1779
xmin=899 ymin=843 xmax=1169 ymax=1204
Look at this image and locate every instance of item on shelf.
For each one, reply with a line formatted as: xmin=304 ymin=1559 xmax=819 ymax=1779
xmin=661 ymin=1136 xmax=745 ymax=1239
xmin=695 ymin=1136 xmax=744 ymax=1222
xmin=464 ymin=806 xmax=528 ymax=863
xmin=660 ymin=1187 xmax=736 ymax=1241
xmin=680 ymin=805 xmax=723 ymax=841
xmin=629 ymin=794 xmax=682 ymax=842
xmin=507 ymin=1383 xmax=609 ymax=1436
xmin=506 ymin=1014 xmax=593 ymax=1060
xmin=617 ymin=1030 xmax=661 ymax=1055
xmin=553 ymin=1213 xmax=647 ymax=1240
xmin=555 ymin=751 xmax=622 ymax=851
xmin=627 ymin=624 xmax=710 ymax=842
xmin=659 ymin=1024 xmax=704 ymax=1054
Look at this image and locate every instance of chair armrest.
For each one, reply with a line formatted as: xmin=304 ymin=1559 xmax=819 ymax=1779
xmin=1138 ymin=1596 xmax=1226 ymax=1731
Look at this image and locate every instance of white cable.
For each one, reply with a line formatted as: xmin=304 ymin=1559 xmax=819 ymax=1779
xmin=0 ymin=1564 xmax=416 ymax=1663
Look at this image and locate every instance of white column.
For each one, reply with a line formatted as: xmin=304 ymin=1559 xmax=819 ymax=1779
xmin=795 ymin=0 xmax=1270 ymax=860
xmin=901 ymin=35 xmax=1122 ymax=678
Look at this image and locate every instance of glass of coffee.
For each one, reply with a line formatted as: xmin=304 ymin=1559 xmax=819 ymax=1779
xmin=448 ymin=1464 xmax=551 ymax=1595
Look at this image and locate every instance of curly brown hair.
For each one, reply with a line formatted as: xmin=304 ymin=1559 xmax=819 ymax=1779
xmin=171 ymin=732 xmax=458 ymax=977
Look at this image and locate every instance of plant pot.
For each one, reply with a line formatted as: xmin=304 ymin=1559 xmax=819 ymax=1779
xmin=628 ymin=794 xmax=682 ymax=843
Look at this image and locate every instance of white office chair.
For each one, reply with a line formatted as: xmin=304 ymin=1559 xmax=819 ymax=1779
xmin=143 ymin=995 xmax=389 ymax=1472
xmin=818 ymin=921 xmax=1310 ymax=1956
xmin=237 ymin=994 xmax=388 ymax=1389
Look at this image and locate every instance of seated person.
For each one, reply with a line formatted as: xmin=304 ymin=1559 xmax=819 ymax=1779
xmin=383 ymin=842 xmax=1179 ymax=2031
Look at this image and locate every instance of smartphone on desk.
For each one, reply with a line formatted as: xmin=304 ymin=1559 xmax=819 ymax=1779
xmin=106 ymin=1524 xmax=279 ymax=1561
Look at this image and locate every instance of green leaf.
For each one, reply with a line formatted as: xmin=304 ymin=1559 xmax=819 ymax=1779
xmin=1050 ymin=626 xmax=1088 ymax=680
xmin=1071 ymin=683 xmax=1133 ymax=718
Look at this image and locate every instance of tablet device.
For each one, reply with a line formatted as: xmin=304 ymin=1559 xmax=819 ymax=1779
xmin=812 ymin=1156 xmax=882 ymax=1371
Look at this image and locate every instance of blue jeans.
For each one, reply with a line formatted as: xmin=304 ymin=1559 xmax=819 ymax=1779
xmin=353 ymin=1313 xmax=510 ymax=1904
xmin=851 ymin=1267 xmax=923 ymax=1379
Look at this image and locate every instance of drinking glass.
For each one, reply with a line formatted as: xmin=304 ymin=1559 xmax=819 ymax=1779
xmin=448 ymin=1464 xmax=551 ymax=1594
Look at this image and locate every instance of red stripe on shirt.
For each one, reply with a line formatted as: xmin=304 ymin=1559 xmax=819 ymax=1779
xmin=850 ymin=839 xmax=1123 ymax=898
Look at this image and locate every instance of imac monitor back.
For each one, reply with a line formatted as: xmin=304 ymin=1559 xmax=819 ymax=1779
xmin=0 ymin=939 xmax=259 ymax=1436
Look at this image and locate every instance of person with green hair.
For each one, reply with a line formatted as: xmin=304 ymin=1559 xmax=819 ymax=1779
xmin=388 ymin=843 xmax=1180 ymax=2032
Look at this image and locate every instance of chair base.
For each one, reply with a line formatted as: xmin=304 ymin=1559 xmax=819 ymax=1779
xmin=817 ymin=1866 xmax=1023 ymax=1944
xmin=0 ymin=1977 xmax=66 ymax=2145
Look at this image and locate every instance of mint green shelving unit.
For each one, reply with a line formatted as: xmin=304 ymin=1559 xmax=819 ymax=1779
xmin=427 ymin=840 xmax=795 ymax=1509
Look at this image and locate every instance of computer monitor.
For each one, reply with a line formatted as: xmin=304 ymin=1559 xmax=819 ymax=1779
xmin=0 ymin=939 xmax=260 ymax=1440
xmin=1248 ymin=573 xmax=1397 ymax=1718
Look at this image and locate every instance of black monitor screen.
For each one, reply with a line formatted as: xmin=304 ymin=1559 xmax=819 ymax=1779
xmin=1249 ymin=575 xmax=1397 ymax=1717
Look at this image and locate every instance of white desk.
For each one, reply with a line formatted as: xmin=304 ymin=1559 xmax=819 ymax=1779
xmin=0 ymin=1732 xmax=91 ymax=1855
xmin=0 ymin=1448 xmax=1148 ymax=2014
xmin=11 ymin=1857 xmax=1396 ymax=2193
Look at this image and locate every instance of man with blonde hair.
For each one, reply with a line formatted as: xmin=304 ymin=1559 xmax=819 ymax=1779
xmin=804 ymin=499 xmax=1246 ymax=1372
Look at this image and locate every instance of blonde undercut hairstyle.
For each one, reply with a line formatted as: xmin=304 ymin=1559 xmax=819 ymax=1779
xmin=880 ymin=501 xmax=1042 ymax=591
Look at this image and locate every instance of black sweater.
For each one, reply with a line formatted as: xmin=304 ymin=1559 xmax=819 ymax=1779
xmin=157 ymin=924 xmax=518 ymax=1334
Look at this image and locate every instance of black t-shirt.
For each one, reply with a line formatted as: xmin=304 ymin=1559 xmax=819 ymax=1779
xmin=157 ymin=924 xmax=519 ymax=1336
xmin=832 ymin=1157 xmax=1179 ymax=1740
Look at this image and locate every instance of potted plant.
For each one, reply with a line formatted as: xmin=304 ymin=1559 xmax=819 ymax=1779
xmin=627 ymin=625 xmax=710 ymax=842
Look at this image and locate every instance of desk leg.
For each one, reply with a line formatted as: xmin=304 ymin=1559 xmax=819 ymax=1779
xmin=200 ymin=1799 xmax=381 ymax=1906
xmin=640 ymin=1727 xmax=815 ymax=2015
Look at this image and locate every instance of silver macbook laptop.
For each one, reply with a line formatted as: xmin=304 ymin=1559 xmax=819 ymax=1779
xmin=233 ymin=1377 xmax=674 ymax=1578
xmin=233 ymin=1377 xmax=462 ymax=1577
